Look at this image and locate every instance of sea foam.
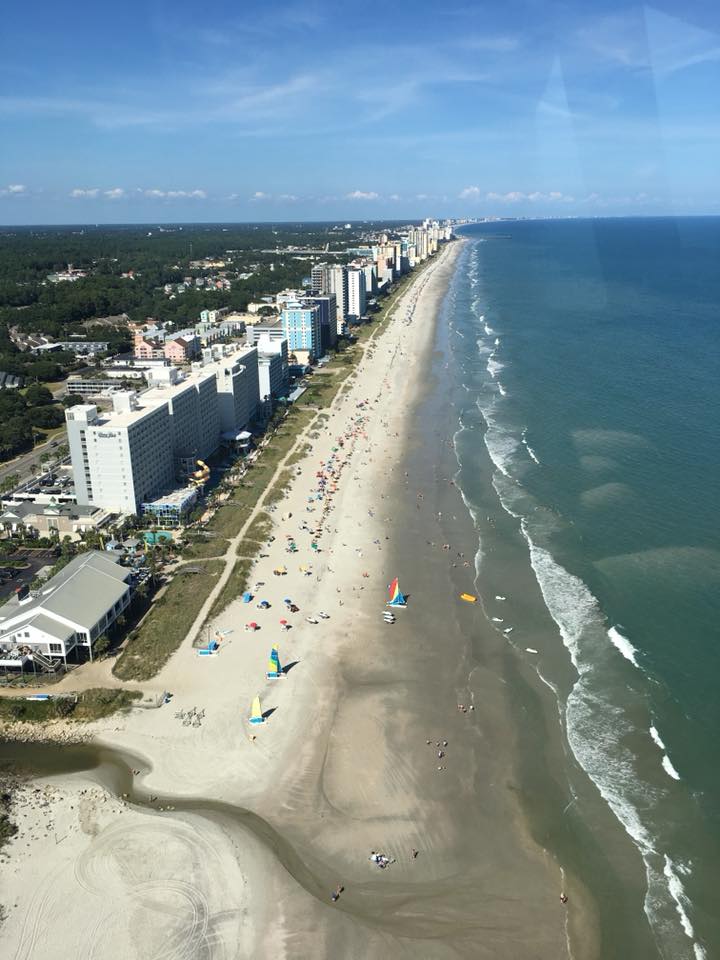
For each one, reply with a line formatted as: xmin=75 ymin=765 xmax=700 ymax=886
xmin=521 ymin=428 xmax=541 ymax=464
xmin=482 ymin=418 xmax=520 ymax=478
xmin=607 ymin=627 xmax=640 ymax=668
xmin=651 ymin=725 xmax=682 ymax=781
xmin=521 ymin=528 xmax=701 ymax=957
xmin=663 ymin=857 xmax=707 ymax=959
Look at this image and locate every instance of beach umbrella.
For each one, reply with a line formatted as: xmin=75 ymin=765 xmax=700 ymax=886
xmin=242 ymin=592 xmax=252 ymax=603
xmin=247 ymin=621 xmax=259 ymax=631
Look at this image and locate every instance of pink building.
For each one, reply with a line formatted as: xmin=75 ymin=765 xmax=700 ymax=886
xmin=133 ymin=331 xmax=164 ymax=360
xmin=164 ymin=335 xmax=200 ymax=364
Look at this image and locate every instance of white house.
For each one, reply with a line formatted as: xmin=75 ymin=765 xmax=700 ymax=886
xmin=0 ymin=551 xmax=133 ymax=669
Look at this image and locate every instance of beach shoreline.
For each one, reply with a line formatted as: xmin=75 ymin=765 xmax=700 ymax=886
xmin=0 ymin=238 xmax=574 ymax=959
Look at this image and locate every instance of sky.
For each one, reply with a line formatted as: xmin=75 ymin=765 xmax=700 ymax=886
xmin=1 ymin=0 xmax=720 ymax=224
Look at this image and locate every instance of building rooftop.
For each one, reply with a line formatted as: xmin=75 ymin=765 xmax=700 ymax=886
xmin=141 ymin=486 xmax=198 ymax=509
xmin=0 ymin=551 xmax=130 ymax=635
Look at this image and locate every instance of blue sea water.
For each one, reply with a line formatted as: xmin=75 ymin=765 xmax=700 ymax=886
xmin=449 ymin=218 xmax=720 ymax=959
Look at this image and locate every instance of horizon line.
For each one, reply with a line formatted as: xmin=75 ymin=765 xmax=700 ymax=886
xmin=2 ymin=212 xmax=720 ymax=230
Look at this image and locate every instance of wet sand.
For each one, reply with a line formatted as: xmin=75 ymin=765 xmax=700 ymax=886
xmin=0 ymin=241 xmax=575 ymax=959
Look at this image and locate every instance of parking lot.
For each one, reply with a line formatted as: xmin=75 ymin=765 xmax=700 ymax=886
xmin=0 ymin=548 xmax=57 ymax=603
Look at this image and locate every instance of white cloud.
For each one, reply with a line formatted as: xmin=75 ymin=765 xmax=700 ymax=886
xmin=388 ymin=193 xmax=401 ymax=201
xmin=485 ymin=190 xmax=575 ymax=203
xmin=250 ymin=191 xmax=270 ymax=200
xmin=144 ymin=188 xmax=166 ymax=198
xmin=166 ymin=189 xmax=207 ymax=199
xmin=70 ymin=188 xmax=100 ymax=198
xmin=278 ymin=193 xmax=298 ymax=201
xmin=104 ymin=187 xmax=125 ymax=199
xmin=1 ymin=183 xmax=28 ymax=196
xmin=346 ymin=190 xmax=379 ymax=200
xmin=459 ymin=185 xmax=481 ymax=199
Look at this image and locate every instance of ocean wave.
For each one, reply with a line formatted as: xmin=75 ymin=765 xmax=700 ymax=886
xmin=484 ymin=322 xmax=495 ymax=336
xmin=475 ymin=337 xmax=492 ymax=356
xmin=649 ymin=725 xmax=666 ymax=750
xmin=664 ymin=857 xmax=707 ymax=959
xmin=650 ymin=725 xmax=682 ymax=782
xmin=483 ymin=420 xmax=520 ymax=478
xmin=607 ymin=627 xmax=640 ymax=668
xmin=521 ymin=428 xmax=541 ymax=464
xmin=662 ymin=756 xmax=682 ymax=781
xmin=487 ymin=358 xmax=504 ymax=378
xmin=522 ymin=531 xmax=594 ymax=672
xmin=497 ymin=383 xmax=507 ymax=397
xmin=522 ymin=530 xmax=701 ymax=958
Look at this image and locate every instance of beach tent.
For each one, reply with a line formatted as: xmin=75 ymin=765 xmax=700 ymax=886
xmin=266 ymin=644 xmax=283 ymax=679
xmin=242 ymin=592 xmax=253 ymax=603
xmin=249 ymin=695 xmax=265 ymax=724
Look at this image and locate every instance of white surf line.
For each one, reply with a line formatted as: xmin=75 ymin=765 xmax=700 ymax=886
xmin=650 ymin=725 xmax=681 ymax=781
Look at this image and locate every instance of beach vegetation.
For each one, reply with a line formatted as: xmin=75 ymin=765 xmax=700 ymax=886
xmin=208 ymin=556 xmax=253 ymax=620
xmin=113 ymin=560 xmax=223 ymax=680
xmin=265 ymin=468 xmax=293 ymax=506
xmin=242 ymin=511 xmax=273 ymax=547
xmin=0 ymin=688 xmax=141 ymax=724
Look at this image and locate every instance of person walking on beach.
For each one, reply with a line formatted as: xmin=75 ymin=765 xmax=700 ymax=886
xmin=331 ymin=884 xmax=344 ymax=902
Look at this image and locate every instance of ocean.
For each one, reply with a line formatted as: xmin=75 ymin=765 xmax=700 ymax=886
xmin=448 ymin=218 xmax=720 ymax=959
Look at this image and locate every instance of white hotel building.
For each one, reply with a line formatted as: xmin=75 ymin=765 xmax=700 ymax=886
xmin=66 ymin=344 xmax=261 ymax=516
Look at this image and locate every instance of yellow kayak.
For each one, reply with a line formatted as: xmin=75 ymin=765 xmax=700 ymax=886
xmin=460 ymin=593 xmax=478 ymax=603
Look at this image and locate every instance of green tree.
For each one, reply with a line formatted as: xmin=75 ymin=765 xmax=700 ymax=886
xmin=93 ymin=634 xmax=110 ymax=657
xmin=0 ymin=474 xmax=20 ymax=494
xmin=24 ymin=384 xmax=54 ymax=407
xmin=29 ymin=406 xmax=64 ymax=429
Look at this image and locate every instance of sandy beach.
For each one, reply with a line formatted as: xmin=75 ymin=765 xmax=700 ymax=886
xmin=0 ymin=240 xmax=573 ymax=959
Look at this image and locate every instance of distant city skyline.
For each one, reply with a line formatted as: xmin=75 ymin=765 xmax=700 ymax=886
xmin=2 ymin=0 xmax=719 ymax=224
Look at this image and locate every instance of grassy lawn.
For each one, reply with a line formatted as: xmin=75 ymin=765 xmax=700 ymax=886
xmin=265 ymin=467 xmax=293 ymax=506
xmin=286 ymin=441 xmax=312 ymax=466
xmin=0 ymin=687 xmax=142 ymax=723
xmin=181 ymin=535 xmax=229 ymax=559
xmin=113 ymin=561 xmax=224 ymax=680
xmin=299 ymin=375 xmax=339 ymax=408
xmin=205 ymin=408 xmax=316 ymax=539
xmin=208 ymin=556 xmax=254 ymax=621
xmin=242 ymin=512 xmax=273 ymax=547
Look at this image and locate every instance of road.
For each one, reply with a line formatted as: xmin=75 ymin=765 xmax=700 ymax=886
xmin=0 ymin=374 xmax=80 ymax=490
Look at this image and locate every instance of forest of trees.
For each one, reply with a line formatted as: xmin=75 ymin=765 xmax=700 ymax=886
xmin=0 ymin=221 xmax=397 ymax=354
xmin=0 ymin=220 xmax=406 ymax=462
xmin=0 ymin=384 xmax=64 ymax=459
